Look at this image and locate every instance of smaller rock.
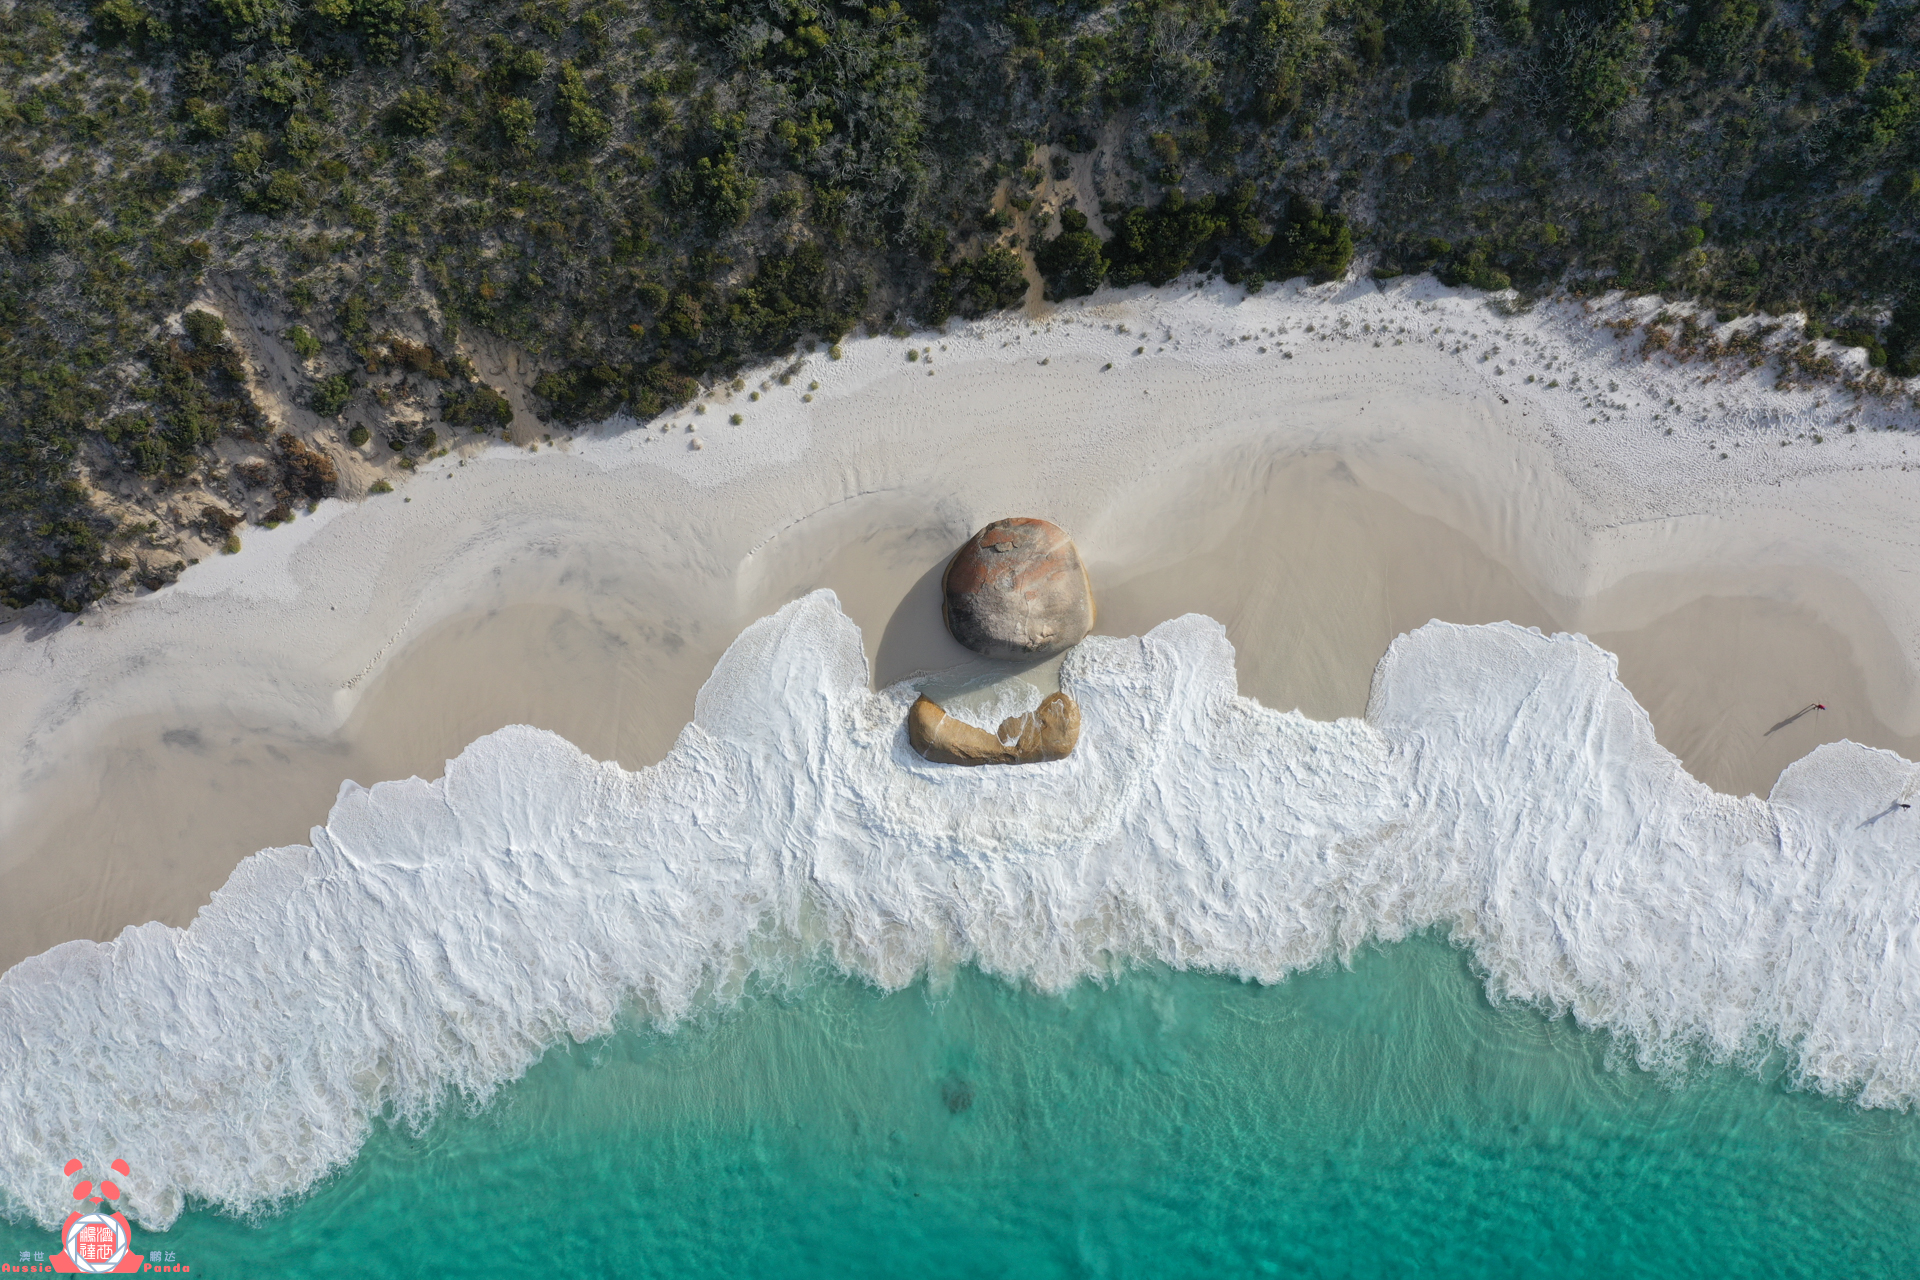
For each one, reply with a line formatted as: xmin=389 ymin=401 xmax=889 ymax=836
xmin=907 ymin=692 xmax=1080 ymax=766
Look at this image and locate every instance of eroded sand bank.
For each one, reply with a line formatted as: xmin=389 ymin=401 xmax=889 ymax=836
xmin=2 ymin=277 xmax=1917 ymax=973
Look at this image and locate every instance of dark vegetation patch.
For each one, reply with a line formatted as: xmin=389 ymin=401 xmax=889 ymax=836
xmin=4 ymin=0 xmax=1920 ymax=607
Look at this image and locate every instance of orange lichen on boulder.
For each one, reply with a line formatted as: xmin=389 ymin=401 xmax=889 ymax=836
xmin=942 ymin=518 xmax=1094 ymax=659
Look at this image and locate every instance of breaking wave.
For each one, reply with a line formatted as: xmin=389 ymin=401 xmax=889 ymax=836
xmin=3 ymin=590 xmax=1917 ymax=1229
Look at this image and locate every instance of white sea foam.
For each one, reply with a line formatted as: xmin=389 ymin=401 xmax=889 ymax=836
xmin=3 ymin=591 xmax=1918 ymax=1229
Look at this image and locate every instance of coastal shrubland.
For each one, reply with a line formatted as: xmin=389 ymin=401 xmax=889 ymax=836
xmin=310 ymin=374 xmax=353 ymax=418
xmin=441 ymin=384 xmax=514 ymax=431
xmin=5 ymin=0 xmax=1920 ymax=607
xmin=1034 ymin=208 xmax=1106 ymax=300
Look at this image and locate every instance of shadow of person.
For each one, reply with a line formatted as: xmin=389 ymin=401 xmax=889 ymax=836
xmin=873 ymin=556 xmax=979 ymax=688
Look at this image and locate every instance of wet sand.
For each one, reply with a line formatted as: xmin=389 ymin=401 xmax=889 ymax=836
xmin=3 ymin=281 xmax=1917 ymax=973
xmin=1090 ymin=451 xmax=1919 ymax=794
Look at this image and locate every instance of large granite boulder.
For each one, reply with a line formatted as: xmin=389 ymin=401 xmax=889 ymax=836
xmin=942 ymin=518 xmax=1094 ymax=659
xmin=907 ymin=692 xmax=1081 ymax=766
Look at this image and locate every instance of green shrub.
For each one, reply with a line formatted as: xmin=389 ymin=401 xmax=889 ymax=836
xmin=183 ymin=310 xmax=226 ymax=350
xmin=485 ymin=41 xmax=548 ymax=87
xmin=556 ymin=64 xmax=611 ymax=150
xmin=1264 ymin=199 xmax=1354 ymax=283
xmin=389 ymin=87 xmax=443 ymax=136
xmin=534 ymin=365 xmax=626 ymax=421
xmin=90 ymin=0 xmax=160 ymax=44
xmin=284 ymin=116 xmax=325 ymax=162
xmin=442 ymin=384 xmax=514 ymax=429
xmin=722 ymin=245 xmax=841 ymax=350
xmin=1688 ymin=0 xmax=1766 ymax=74
xmin=665 ymin=151 xmax=757 ymax=229
xmin=287 ymin=325 xmax=321 ymax=359
xmin=1105 ymin=191 xmax=1228 ymax=288
xmin=102 ymin=412 xmax=150 ymax=446
xmin=244 ymin=55 xmax=317 ymax=111
xmin=130 ymin=436 xmax=167 ymax=476
xmin=1408 ymin=0 xmax=1475 ymax=62
xmin=311 ymin=374 xmax=353 ymax=417
xmin=1820 ymin=42 xmax=1870 ymax=94
xmin=1855 ymin=72 xmax=1920 ymax=152
xmin=314 ymin=0 xmax=436 ymax=60
xmin=347 ymin=424 xmax=371 ymax=446
xmin=1562 ymin=41 xmax=1640 ymax=136
xmin=775 ymin=110 xmax=834 ymax=158
xmin=1833 ymin=326 xmax=1887 ymax=365
xmin=368 ymin=479 xmax=393 ymax=494
xmin=337 ymin=296 xmax=372 ymax=341
xmin=185 ymin=99 xmax=231 ymax=140
xmin=578 ymin=8 xmax=608 ymax=59
xmin=497 ymin=97 xmax=537 ymax=154
xmin=1884 ymin=300 xmax=1920 ymax=377
xmin=929 ymin=246 xmax=1029 ymax=320
xmin=1437 ymin=247 xmax=1512 ymax=292
xmin=1492 ymin=0 xmax=1531 ymax=43
xmin=256 ymin=170 xmax=307 ymax=214
xmin=1035 ymin=208 xmax=1107 ymax=300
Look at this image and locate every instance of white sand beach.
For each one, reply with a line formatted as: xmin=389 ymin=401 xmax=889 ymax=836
xmin=2 ymin=275 xmax=1917 ymax=974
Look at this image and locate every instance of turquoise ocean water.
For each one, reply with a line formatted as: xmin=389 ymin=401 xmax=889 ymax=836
xmin=7 ymin=933 xmax=1917 ymax=1278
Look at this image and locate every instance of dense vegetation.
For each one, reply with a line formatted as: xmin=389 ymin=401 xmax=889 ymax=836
xmin=3 ymin=0 xmax=1919 ymax=608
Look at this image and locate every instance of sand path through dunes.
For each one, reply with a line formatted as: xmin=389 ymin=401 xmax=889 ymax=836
xmin=2 ymin=277 xmax=1917 ymax=973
